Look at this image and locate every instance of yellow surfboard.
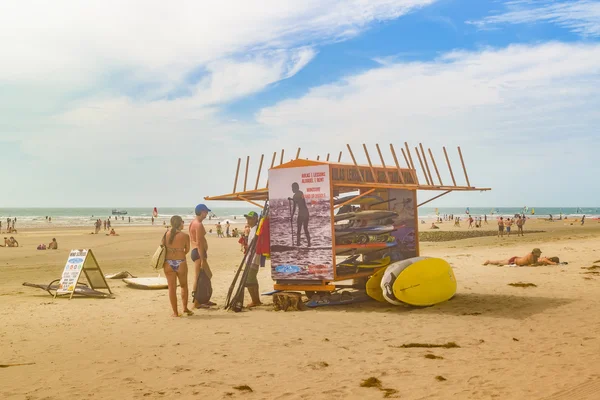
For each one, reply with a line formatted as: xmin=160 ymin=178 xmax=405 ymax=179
xmin=365 ymin=267 xmax=388 ymax=303
xmin=391 ymin=258 xmax=456 ymax=306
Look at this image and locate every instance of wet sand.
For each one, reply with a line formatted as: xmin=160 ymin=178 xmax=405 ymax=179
xmin=1 ymin=218 xmax=600 ymax=399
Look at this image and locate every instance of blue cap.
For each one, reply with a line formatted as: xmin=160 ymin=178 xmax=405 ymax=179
xmin=195 ymin=204 xmax=211 ymax=215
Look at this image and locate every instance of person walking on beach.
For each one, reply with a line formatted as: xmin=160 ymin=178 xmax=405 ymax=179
xmin=468 ymin=216 xmax=474 ymax=229
xmin=506 ymin=218 xmax=513 ymax=236
xmin=189 ymin=204 xmax=215 ymax=308
xmin=226 ymin=221 xmax=231 ymax=237
xmin=151 ymin=216 xmax=154 ymax=225
xmin=288 ymin=182 xmax=311 ymax=247
xmin=244 ymin=211 xmax=263 ymax=307
xmin=103 ymin=220 xmax=107 ymax=231
xmin=162 ymin=215 xmax=193 ymax=317
xmin=484 ymin=215 xmax=488 ymax=224
xmin=581 ymin=215 xmax=586 ymax=225
xmin=498 ymin=217 xmax=505 ymax=238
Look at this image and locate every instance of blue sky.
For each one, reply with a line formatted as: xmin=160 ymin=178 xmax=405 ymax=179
xmin=1 ymin=0 xmax=599 ymax=207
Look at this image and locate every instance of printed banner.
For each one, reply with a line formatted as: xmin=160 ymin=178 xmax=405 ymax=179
xmin=268 ymin=165 xmax=333 ymax=281
xmin=56 ymin=249 xmax=89 ymax=294
xmin=387 ymin=189 xmax=418 ymax=261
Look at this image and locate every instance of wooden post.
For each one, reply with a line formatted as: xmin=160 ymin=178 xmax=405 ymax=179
xmin=375 ymin=144 xmax=391 ymax=183
xmin=346 ymin=144 xmax=364 ymax=182
xmin=389 ymin=144 xmax=405 ymax=184
xmin=415 ymin=146 xmax=431 ymax=185
xmin=295 ymin=148 xmax=301 ymax=159
xmin=362 ymin=143 xmax=378 ymax=183
xmin=457 ymin=146 xmax=471 ymax=187
xmin=280 ymin=149 xmax=285 ymax=165
xmin=243 ymin=156 xmax=250 ymax=191
xmin=337 ymin=151 xmax=342 ymax=162
xmin=419 ymin=143 xmax=434 ymax=186
xmin=233 ymin=158 xmax=241 ymax=193
xmin=326 ymin=153 xmax=330 ymax=161
xmin=443 ymin=146 xmax=457 ymax=186
xmin=266 ymin=151 xmax=277 ymax=189
xmin=254 ymin=154 xmax=264 ymax=190
xmin=428 ymin=148 xmax=443 ymax=186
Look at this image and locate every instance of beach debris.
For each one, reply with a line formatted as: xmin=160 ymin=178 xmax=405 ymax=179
xmin=393 ymin=342 xmax=460 ymax=349
xmin=461 ymin=312 xmax=482 ymax=316
xmin=583 ymin=277 xmax=594 ymax=280
xmin=233 ymin=385 xmax=253 ymax=393
xmin=308 ymin=361 xmax=329 ymax=370
xmin=360 ymin=377 xmax=382 ymax=388
xmin=435 ymin=375 xmax=447 ymax=382
xmin=582 ymin=271 xmax=600 ymax=275
xmin=512 ymin=338 xmax=519 ymax=342
xmin=382 ymin=388 xmax=399 ymax=398
xmin=581 ymin=265 xmax=600 ymax=270
xmin=0 ymin=362 xmax=36 ymax=368
xmin=594 ymin=260 xmax=600 ymax=263
xmin=508 ymin=282 xmax=537 ymax=288
xmin=424 ymin=354 xmax=444 ymax=359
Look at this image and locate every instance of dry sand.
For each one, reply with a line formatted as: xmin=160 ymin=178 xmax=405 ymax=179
xmin=1 ymin=219 xmax=600 ymax=399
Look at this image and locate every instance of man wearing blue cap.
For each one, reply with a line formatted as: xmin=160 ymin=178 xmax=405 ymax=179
xmin=189 ymin=204 xmax=214 ymax=307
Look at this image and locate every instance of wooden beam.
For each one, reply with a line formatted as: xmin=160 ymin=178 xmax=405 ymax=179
xmin=419 ymin=143 xmax=434 ymax=186
xmin=400 ymin=148 xmax=410 ymax=168
xmin=375 ymin=144 xmax=391 ymax=183
xmin=254 ymin=154 xmax=264 ymax=190
xmin=457 ymin=146 xmax=471 ymax=187
xmin=232 ymin=158 xmax=241 ymax=193
xmin=417 ymin=190 xmax=452 ymax=208
xmin=338 ymin=151 xmax=342 ymax=162
xmin=415 ymin=146 xmax=431 ymax=186
xmin=346 ymin=144 xmax=364 ymax=182
xmin=428 ymin=148 xmax=443 ymax=186
xmin=404 ymin=142 xmax=416 ymax=170
xmin=237 ymin=195 xmax=265 ymax=209
xmin=362 ymin=143 xmax=378 ymax=183
xmin=333 ymin=188 xmax=376 ymax=210
xmin=316 ymin=155 xmax=320 ymax=161
xmin=295 ymin=148 xmax=301 ymax=159
xmin=389 ymin=144 xmax=405 ymax=184
xmin=443 ymin=146 xmax=457 ymax=186
xmin=280 ymin=149 xmax=285 ymax=165
xmin=326 ymin=153 xmax=330 ymax=161
xmin=243 ymin=156 xmax=250 ymax=191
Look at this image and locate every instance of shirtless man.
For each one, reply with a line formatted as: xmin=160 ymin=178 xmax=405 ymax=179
xmin=48 ymin=238 xmax=58 ymax=249
xmin=189 ymin=204 xmax=214 ymax=306
xmin=288 ymin=182 xmax=310 ymax=247
xmin=498 ymin=217 xmax=505 ymax=238
xmin=483 ymin=248 xmax=557 ymax=266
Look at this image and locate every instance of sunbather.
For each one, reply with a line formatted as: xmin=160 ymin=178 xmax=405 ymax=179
xmin=48 ymin=238 xmax=58 ymax=249
xmin=483 ymin=248 xmax=557 ymax=266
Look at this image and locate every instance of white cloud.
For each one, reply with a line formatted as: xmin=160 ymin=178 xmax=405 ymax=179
xmin=468 ymin=0 xmax=600 ymax=37
xmin=254 ymin=41 xmax=600 ymax=206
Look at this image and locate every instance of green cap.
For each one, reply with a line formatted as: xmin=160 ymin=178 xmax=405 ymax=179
xmin=244 ymin=211 xmax=259 ymax=219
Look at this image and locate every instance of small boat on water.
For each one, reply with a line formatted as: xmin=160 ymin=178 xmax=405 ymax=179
xmin=112 ymin=209 xmax=128 ymax=215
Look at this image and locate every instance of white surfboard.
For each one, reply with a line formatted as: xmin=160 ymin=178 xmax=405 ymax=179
xmin=122 ymin=277 xmax=169 ymax=289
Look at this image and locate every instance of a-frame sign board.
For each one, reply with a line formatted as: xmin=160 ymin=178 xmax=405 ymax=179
xmin=54 ymin=249 xmax=112 ymax=299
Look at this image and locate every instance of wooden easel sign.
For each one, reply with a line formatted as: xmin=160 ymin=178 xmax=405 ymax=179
xmin=55 ymin=249 xmax=112 ymax=299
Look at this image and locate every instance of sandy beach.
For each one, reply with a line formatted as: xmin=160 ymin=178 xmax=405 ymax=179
xmin=2 ymin=218 xmax=600 ymax=400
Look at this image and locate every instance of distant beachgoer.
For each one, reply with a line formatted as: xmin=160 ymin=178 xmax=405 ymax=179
xmin=468 ymin=216 xmax=473 ymax=229
xmin=216 ymin=223 xmax=223 ymax=238
xmin=103 ymin=220 xmax=107 ymax=230
xmin=48 ymin=217 xmax=51 ymax=222
xmin=483 ymin=248 xmax=557 ymax=266
xmin=226 ymin=222 xmax=231 ymax=237
xmin=162 ymin=215 xmax=192 ymax=317
xmin=151 ymin=216 xmax=155 ymax=225
xmin=128 ymin=216 xmax=131 ymax=223
xmin=7 ymin=237 xmax=18 ymax=247
xmin=189 ymin=204 xmax=214 ymax=308
xmin=516 ymin=216 xmax=524 ymax=236
xmin=2 ymin=237 xmax=9 ymax=247
xmin=106 ymin=228 xmax=119 ymax=236
xmin=430 ymin=223 xmax=439 ymax=229
xmin=94 ymin=219 xmax=101 ymax=234
xmin=288 ymin=182 xmax=310 ymax=247
xmin=581 ymin=215 xmax=586 ymax=225
xmin=506 ymin=218 xmax=513 ymax=236
xmin=48 ymin=238 xmax=58 ymax=250
xmin=244 ymin=211 xmax=262 ymax=307
xmin=484 ymin=215 xmax=488 ymax=224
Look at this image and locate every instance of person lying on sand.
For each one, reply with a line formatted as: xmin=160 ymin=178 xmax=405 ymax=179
xmin=430 ymin=223 xmax=439 ymax=229
xmin=2 ymin=237 xmax=19 ymax=247
xmin=106 ymin=229 xmax=119 ymax=236
xmin=483 ymin=248 xmax=558 ymax=266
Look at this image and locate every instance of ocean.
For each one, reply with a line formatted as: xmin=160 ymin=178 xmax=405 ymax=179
xmin=0 ymin=206 xmax=597 ymax=228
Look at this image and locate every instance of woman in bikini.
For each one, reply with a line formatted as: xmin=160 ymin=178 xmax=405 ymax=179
xmin=163 ymin=215 xmax=193 ymax=317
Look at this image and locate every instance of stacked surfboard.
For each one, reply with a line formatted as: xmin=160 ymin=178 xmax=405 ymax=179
xmin=365 ymin=256 xmax=457 ymax=306
xmin=334 ymin=195 xmax=399 ymax=275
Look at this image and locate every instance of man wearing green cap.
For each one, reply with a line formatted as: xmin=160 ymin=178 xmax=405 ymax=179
xmin=243 ymin=211 xmax=262 ymax=307
xmin=483 ymin=248 xmax=557 ymax=266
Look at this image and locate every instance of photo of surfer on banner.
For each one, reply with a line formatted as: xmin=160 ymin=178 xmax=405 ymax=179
xmin=268 ymin=164 xmax=334 ymax=281
xmin=288 ymin=182 xmax=311 ymax=247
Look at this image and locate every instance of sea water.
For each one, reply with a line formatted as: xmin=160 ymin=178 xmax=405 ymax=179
xmin=0 ymin=206 xmax=596 ymax=228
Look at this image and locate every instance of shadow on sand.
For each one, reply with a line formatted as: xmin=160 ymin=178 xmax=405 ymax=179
xmin=304 ymin=292 xmax=574 ymax=320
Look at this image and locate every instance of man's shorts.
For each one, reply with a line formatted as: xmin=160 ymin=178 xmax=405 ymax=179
xmin=245 ymin=265 xmax=259 ymax=287
xmin=191 ymin=248 xmax=207 ymax=262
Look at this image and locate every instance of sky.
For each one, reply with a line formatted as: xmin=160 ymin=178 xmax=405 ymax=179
xmin=1 ymin=0 xmax=599 ymax=208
